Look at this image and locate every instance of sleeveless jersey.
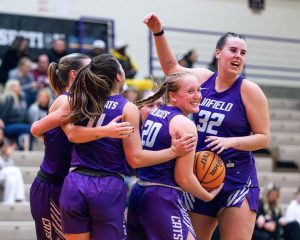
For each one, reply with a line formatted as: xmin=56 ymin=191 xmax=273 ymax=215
xmin=40 ymin=92 xmax=72 ymax=178
xmin=71 ymin=95 xmax=128 ymax=174
xmin=138 ymin=105 xmax=182 ymax=187
xmin=193 ymin=73 xmax=259 ymax=189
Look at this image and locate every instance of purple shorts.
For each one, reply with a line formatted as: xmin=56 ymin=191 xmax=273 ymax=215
xmin=30 ymin=178 xmax=65 ymax=239
xmin=127 ymin=183 xmax=196 ymax=240
xmin=184 ymin=177 xmax=260 ymax=217
xmin=60 ymin=172 xmax=127 ymax=239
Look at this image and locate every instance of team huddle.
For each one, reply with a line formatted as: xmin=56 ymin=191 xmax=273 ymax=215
xmin=29 ymin=13 xmax=270 ymax=240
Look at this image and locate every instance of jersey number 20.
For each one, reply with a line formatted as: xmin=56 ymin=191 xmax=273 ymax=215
xmin=142 ymin=120 xmax=162 ymax=147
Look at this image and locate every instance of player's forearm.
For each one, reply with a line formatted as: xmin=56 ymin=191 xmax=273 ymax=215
xmin=127 ymin=148 xmax=176 ymax=169
xmin=154 ymin=35 xmax=180 ymax=75
xmin=62 ymin=124 xmax=109 ymax=143
xmin=176 ymin=175 xmax=212 ymax=202
xmin=31 ymin=116 xmax=65 ymax=137
xmin=231 ymin=133 xmax=269 ymax=151
xmin=30 ymin=108 xmax=69 ymax=137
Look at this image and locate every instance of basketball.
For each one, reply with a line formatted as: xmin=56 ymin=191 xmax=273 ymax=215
xmin=194 ymin=151 xmax=225 ymax=191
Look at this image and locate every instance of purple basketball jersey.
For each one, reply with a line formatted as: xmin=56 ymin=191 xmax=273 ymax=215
xmin=59 ymin=95 xmax=129 ymax=238
xmin=71 ymin=95 xmax=128 ymax=174
xmin=187 ymin=73 xmax=260 ymax=217
xmin=40 ymin=91 xmax=72 ymax=178
xmin=138 ymin=105 xmax=182 ymax=187
xmin=40 ymin=127 xmax=72 ymax=178
xmin=31 ymin=92 xmax=72 ymax=240
xmin=193 ymin=73 xmax=259 ymax=190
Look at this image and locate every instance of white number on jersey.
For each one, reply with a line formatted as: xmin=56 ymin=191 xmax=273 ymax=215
xmin=196 ymin=110 xmax=225 ymax=135
xmin=141 ymin=120 xmax=162 ymax=147
xmin=87 ymin=113 xmax=107 ymax=127
xmin=96 ymin=113 xmax=106 ymax=126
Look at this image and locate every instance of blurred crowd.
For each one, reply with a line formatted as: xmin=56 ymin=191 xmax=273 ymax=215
xmin=0 ymin=36 xmax=142 ymax=151
xmin=0 ymin=35 xmax=202 ymax=152
xmin=252 ymin=182 xmax=300 ymax=240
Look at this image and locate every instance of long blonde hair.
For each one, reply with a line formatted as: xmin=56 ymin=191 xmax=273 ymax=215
xmin=263 ymin=183 xmax=282 ymax=216
xmin=135 ymin=72 xmax=191 ymax=108
xmin=2 ymin=79 xmax=21 ymax=106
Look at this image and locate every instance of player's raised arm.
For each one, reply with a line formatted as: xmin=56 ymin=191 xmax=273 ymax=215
xmin=144 ymin=13 xmax=185 ymax=75
xmin=30 ymin=97 xmax=70 ymax=137
xmin=143 ymin=13 xmax=212 ymax=83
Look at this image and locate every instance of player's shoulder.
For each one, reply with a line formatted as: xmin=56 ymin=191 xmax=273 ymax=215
xmin=123 ymin=101 xmax=139 ymax=121
xmin=49 ymin=94 xmax=68 ymax=112
xmin=241 ymin=78 xmax=262 ymax=93
xmin=241 ymin=78 xmax=267 ymax=104
xmin=123 ymin=101 xmax=138 ymax=112
xmin=189 ymin=68 xmax=214 ymax=85
xmin=171 ymin=115 xmax=196 ymax=132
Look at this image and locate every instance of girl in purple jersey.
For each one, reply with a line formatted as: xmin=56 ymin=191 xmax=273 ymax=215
xmin=30 ymin=53 xmax=134 ymax=240
xmin=139 ymin=90 xmax=163 ymax=124
xmin=54 ymin=54 xmax=196 ymax=240
xmin=127 ymin=72 xmax=222 ymax=240
xmin=144 ymin=13 xmax=270 ymax=240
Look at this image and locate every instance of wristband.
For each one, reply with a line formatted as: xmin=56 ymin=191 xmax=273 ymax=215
xmin=153 ymin=29 xmax=164 ymax=37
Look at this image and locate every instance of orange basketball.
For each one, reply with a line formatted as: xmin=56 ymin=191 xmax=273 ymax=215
xmin=194 ymin=151 xmax=226 ymax=191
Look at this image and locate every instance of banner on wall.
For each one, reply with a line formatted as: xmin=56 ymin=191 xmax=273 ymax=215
xmin=0 ymin=13 xmax=114 ymax=60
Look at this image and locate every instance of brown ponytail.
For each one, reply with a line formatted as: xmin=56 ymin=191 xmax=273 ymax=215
xmin=67 ymin=54 xmax=121 ymax=124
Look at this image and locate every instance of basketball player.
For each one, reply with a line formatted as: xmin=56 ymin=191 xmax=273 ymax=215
xmin=29 ymin=53 xmax=134 ymax=240
xmin=58 ymin=54 xmax=196 ymax=240
xmin=127 ymin=72 xmax=223 ymax=240
xmin=139 ymin=90 xmax=163 ymax=124
xmin=144 ymin=13 xmax=270 ymax=240
xmin=124 ymin=90 xmax=164 ymax=200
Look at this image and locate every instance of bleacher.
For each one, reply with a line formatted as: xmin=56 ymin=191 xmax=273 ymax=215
xmin=257 ymin=97 xmax=300 ymax=211
xmin=0 ymin=151 xmax=43 ymax=240
xmin=268 ymin=98 xmax=300 ymax=170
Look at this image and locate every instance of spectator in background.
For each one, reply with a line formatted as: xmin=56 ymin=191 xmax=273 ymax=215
xmin=0 ymin=79 xmax=32 ymax=150
xmin=27 ymin=88 xmax=52 ymax=124
xmin=0 ymin=119 xmax=4 ymax=129
xmin=252 ymin=182 xmax=300 ymax=240
xmin=0 ymin=36 xmax=29 ymax=86
xmin=47 ymin=38 xmax=68 ymax=63
xmin=31 ymin=54 xmax=50 ymax=89
xmin=8 ymin=57 xmax=37 ymax=106
xmin=207 ymin=55 xmax=218 ymax=72
xmin=0 ymin=127 xmax=26 ymax=204
xmin=284 ymin=187 xmax=300 ymax=227
xmin=123 ymin=85 xmax=139 ymax=103
xmin=112 ymin=40 xmax=138 ymax=79
xmin=178 ymin=49 xmax=198 ymax=68
xmin=90 ymin=39 xmax=106 ymax=57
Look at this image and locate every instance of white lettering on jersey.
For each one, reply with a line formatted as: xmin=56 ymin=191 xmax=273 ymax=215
xmin=104 ymin=101 xmax=118 ymax=109
xmin=171 ymin=216 xmax=183 ymax=240
xmin=42 ymin=217 xmax=52 ymax=239
xmin=201 ymin=98 xmax=233 ymax=112
xmin=150 ymin=108 xmax=171 ymax=119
